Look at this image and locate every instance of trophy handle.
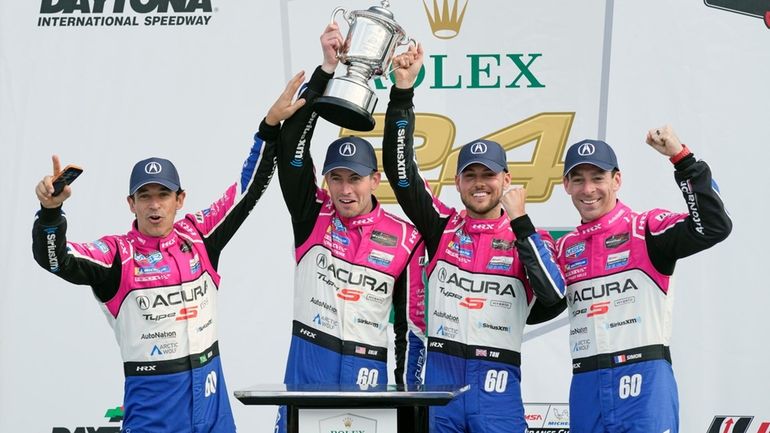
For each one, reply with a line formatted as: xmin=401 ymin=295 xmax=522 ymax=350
xmin=330 ymin=7 xmax=353 ymax=25
xmin=383 ymin=38 xmax=418 ymax=78
xmin=330 ymin=7 xmax=353 ymax=62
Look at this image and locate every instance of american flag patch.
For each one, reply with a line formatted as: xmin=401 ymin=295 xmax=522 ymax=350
xmin=355 ymin=346 xmax=367 ymax=355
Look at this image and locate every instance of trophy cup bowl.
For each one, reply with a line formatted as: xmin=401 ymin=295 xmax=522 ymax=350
xmin=313 ymin=2 xmax=412 ymax=131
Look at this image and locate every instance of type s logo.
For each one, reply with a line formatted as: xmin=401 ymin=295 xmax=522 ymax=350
xmin=587 ymin=301 xmax=610 ymax=318
xmin=337 ymin=288 xmax=363 ymax=302
xmin=176 ymin=306 xmax=198 ymax=321
xmin=459 ymin=297 xmax=485 ymax=309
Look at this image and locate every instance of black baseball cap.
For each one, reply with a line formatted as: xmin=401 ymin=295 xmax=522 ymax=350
xmin=456 ymin=139 xmax=508 ymax=175
xmin=129 ymin=157 xmax=181 ymax=195
xmin=563 ymin=139 xmax=619 ymax=176
xmin=322 ymin=136 xmax=378 ymax=176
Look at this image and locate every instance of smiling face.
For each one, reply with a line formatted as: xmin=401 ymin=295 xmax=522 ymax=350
xmin=563 ymin=164 xmax=621 ymax=223
xmin=455 ymin=163 xmax=511 ymax=219
xmin=127 ymin=184 xmax=185 ymax=237
xmin=325 ymin=168 xmax=381 ymax=218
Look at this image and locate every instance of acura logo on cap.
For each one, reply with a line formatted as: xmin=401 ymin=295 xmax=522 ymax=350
xmin=145 ymin=162 xmax=162 ymax=174
xmin=339 ymin=142 xmax=356 ymax=157
xmin=578 ymin=143 xmax=596 ymax=156
xmin=470 ymin=142 xmax=487 ymax=154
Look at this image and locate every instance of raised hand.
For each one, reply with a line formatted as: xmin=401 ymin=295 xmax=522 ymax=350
xmin=265 ymin=71 xmax=307 ymax=126
xmin=645 ymin=125 xmax=684 ymax=157
xmin=321 ymin=23 xmax=345 ymax=74
xmin=36 ymin=155 xmax=71 ymax=209
xmin=392 ymin=43 xmax=424 ymax=89
xmin=500 ymin=185 xmax=527 ymax=220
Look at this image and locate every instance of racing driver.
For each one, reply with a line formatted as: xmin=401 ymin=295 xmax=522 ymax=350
xmin=273 ymin=24 xmax=426 ymax=433
xmin=556 ymin=128 xmax=732 ymax=432
xmin=31 ymin=76 xmax=306 ymax=433
xmin=382 ymin=45 xmax=566 ymax=433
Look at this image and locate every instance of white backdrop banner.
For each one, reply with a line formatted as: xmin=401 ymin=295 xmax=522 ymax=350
xmin=1 ymin=1 xmax=767 ymax=432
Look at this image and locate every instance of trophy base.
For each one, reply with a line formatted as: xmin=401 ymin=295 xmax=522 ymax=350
xmin=313 ymin=76 xmax=378 ymax=132
xmin=315 ymin=97 xmax=377 ymax=132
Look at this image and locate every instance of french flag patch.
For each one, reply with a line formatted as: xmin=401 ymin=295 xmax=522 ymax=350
xmin=614 ymin=354 xmax=627 ymax=364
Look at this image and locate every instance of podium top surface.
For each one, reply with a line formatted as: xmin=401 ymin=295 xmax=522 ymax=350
xmin=234 ymin=384 xmax=470 ymax=408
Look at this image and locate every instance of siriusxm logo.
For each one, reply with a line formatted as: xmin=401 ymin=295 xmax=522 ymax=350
xmin=291 ymin=113 xmax=317 ymax=167
xmin=44 ymin=227 xmax=59 ymax=272
xmin=395 ymin=119 xmax=410 ymax=187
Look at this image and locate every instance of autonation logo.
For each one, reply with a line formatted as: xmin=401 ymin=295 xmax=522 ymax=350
xmin=38 ymin=0 xmax=215 ymax=28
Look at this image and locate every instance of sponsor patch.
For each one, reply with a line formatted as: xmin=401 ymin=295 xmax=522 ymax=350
xmin=135 ymin=251 xmax=163 ymax=265
xmin=487 ymin=255 xmax=513 ymax=270
xmin=605 ymin=250 xmax=630 ymax=270
xmin=365 ymin=294 xmax=387 ymax=305
xmin=566 ymin=258 xmax=588 ymax=270
xmin=190 ymin=254 xmax=201 ymax=274
xmin=93 ymin=240 xmax=110 ymax=253
xmin=456 ymin=230 xmax=472 ymax=244
xmin=435 ymin=324 xmax=459 ymax=339
xmin=572 ymin=339 xmax=591 ymax=352
xmin=478 ymin=322 xmax=511 ymax=332
xmin=331 ymin=232 xmax=350 ymax=246
xmin=135 ymin=265 xmax=170 ymax=276
xmin=332 ymin=217 xmax=347 ymax=232
xmin=490 ymin=300 xmax=512 ymax=309
xmin=370 ymin=230 xmax=398 ymax=247
xmin=614 ymin=296 xmax=635 ymax=306
xmin=566 ymin=267 xmax=587 ymax=279
xmin=565 ymin=241 xmax=585 ymax=259
xmin=313 ymin=313 xmax=338 ymax=330
xmin=367 ymin=250 xmax=394 ymax=267
xmin=604 ymin=232 xmax=630 ymax=249
xmin=491 ymin=238 xmax=513 ymax=251
xmin=605 ymin=316 xmax=642 ymax=329
xmin=448 ymin=241 xmax=473 ymax=258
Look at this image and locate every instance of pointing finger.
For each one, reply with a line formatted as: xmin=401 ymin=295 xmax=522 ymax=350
xmin=52 ymin=154 xmax=61 ymax=177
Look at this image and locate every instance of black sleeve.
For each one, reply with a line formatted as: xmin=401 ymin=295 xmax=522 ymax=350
xmin=199 ymin=121 xmax=279 ymax=267
xmin=391 ymin=240 xmax=427 ymax=385
xmin=527 ymin=298 xmax=567 ymax=325
xmin=510 ymin=215 xmax=567 ymax=308
xmin=32 ymin=206 xmax=121 ymax=302
xmin=277 ymin=66 xmax=333 ymax=247
xmin=392 ymin=262 xmax=408 ymax=384
xmin=646 ymin=155 xmax=733 ymax=275
xmin=382 ymin=86 xmax=447 ymax=256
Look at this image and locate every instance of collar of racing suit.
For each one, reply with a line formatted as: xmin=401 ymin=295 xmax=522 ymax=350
xmin=460 ymin=209 xmax=512 ymax=234
xmin=576 ymin=200 xmax=631 ymax=236
xmin=336 ymin=198 xmax=384 ymax=229
xmin=128 ymin=221 xmax=181 ymax=250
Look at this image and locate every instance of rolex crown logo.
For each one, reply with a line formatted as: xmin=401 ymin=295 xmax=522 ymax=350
xmin=343 ymin=417 xmax=353 ymax=428
xmin=423 ymin=0 xmax=468 ymax=39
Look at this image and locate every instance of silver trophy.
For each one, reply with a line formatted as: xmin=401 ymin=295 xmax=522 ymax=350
xmin=314 ymin=1 xmax=413 ymax=132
